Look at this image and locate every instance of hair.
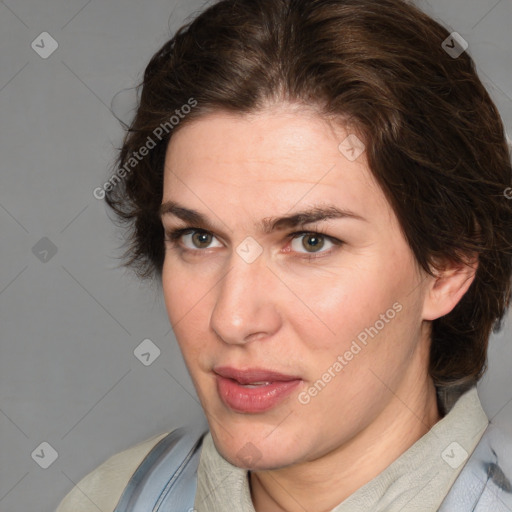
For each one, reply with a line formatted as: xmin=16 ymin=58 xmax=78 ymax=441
xmin=105 ymin=0 xmax=512 ymax=389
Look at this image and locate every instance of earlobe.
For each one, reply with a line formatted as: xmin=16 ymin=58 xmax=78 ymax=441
xmin=422 ymin=256 xmax=479 ymax=321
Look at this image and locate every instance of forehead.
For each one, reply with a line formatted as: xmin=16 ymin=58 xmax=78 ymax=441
xmin=163 ymin=106 xmax=392 ymax=223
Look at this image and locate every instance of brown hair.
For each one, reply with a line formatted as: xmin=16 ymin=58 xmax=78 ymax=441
xmin=105 ymin=0 xmax=512 ymax=389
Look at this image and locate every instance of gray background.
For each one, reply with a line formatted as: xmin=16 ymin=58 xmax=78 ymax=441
xmin=0 ymin=1 xmax=511 ymax=511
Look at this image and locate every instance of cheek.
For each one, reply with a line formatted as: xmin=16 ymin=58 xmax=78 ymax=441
xmin=161 ymin=263 xmax=207 ymax=354
xmin=286 ymin=254 xmax=422 ymax=384
xmin=286 ymin=266 xmax=400 ymax=350
xmin=162 ymin=257 xmax=210 ymax=322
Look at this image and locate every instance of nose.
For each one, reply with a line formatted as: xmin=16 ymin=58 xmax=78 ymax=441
xmin=210 ymin=252 xmax=282 ymax=345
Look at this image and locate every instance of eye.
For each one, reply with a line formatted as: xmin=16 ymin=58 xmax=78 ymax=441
xmin=289 ymin=232 xmax=337 ymax=254
xmin=165 ymin=228 xmax=223 ymax=250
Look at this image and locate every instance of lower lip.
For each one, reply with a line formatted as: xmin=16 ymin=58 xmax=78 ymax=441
xmin=216 ymin=376 xmax=302 ymax=413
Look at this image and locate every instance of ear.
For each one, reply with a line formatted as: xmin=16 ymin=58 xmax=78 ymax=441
xmin=422 ymin=255 xmax=479 ymax=321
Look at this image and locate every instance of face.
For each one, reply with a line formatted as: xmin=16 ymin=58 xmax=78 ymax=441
xmin=160 ymin=104 xmax=433 ymax=470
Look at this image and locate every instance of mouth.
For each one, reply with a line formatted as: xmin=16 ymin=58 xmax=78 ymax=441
xmin=213 ymin=366 xmax=302 ymax=413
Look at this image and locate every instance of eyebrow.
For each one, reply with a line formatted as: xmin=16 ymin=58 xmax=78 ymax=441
xmin=160 ymin=201 xmax=366 ymax=234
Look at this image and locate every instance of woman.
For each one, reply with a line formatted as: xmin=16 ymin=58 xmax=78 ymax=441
xmin=57 ymin=0 xmax=512 ymax=510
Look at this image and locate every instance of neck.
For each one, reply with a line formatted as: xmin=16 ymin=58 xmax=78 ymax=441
xmin=250 ymin=372 xmax=441 ymax=512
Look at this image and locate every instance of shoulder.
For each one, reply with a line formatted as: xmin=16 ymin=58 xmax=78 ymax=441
xmin=440 ymin=424 xmax=512 ymax=511
xmin=56 ymin=432 xmax=170 ymax=512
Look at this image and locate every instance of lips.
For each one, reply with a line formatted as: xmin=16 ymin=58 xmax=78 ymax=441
xmin=213 ymin=366 xmax=301 ymax=385
xmin=213 ymin=366 xmax=302 ymax=413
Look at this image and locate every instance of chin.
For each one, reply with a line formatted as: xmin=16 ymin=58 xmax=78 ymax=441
xmin=222 ymin=444 xmax=299 ymax=471
xmin=209 ymin=421 xmax=305 ymax=470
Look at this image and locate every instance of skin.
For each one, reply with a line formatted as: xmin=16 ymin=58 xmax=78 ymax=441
xmin=160 ymin=104 xmax=477 ymax=512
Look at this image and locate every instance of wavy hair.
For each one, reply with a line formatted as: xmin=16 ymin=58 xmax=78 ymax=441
xmin=105 ymin=0 xmax=512 ymax=389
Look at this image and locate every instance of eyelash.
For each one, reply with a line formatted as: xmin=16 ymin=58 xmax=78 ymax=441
xmin=163 ymin=227 xmax=343 ymax=261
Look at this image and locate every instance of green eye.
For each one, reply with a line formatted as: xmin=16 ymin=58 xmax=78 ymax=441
xmin=291 ymin=233 xmax=334 ymax=254
xmin=303 ymin=234 xmax=325 ymax=252
xmin=190 ymin=231 xmax=215 ymax=249
xmin=165 ymin=228 xmax=223 ymax=251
